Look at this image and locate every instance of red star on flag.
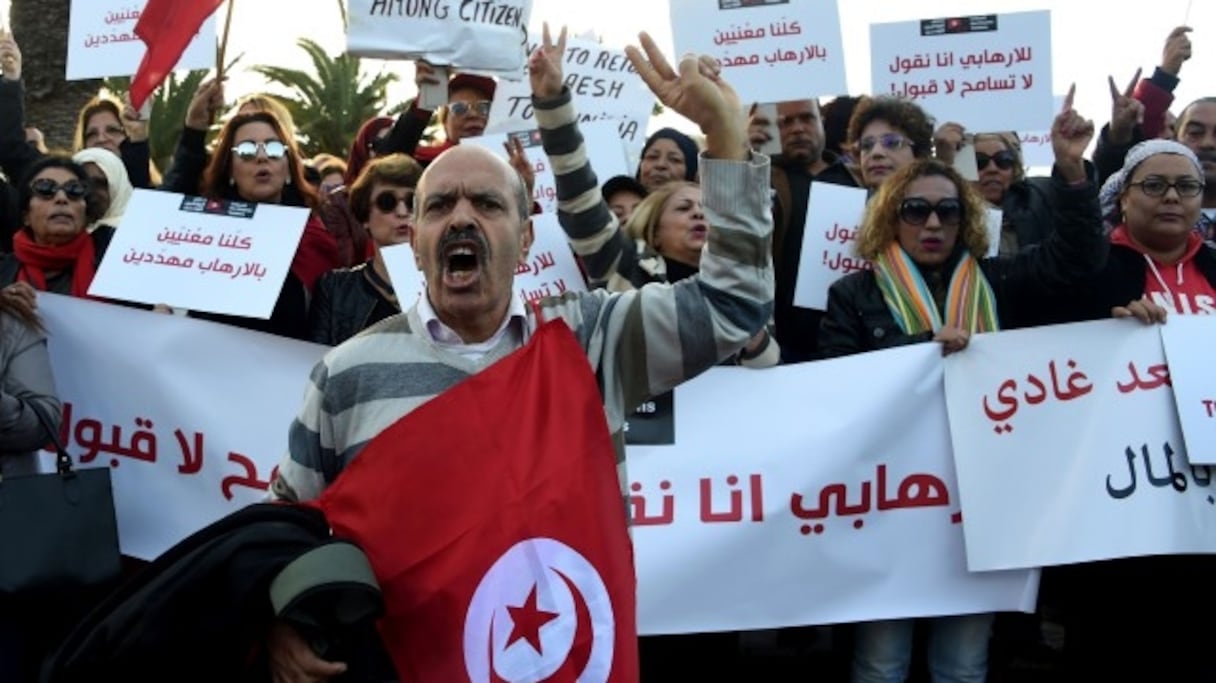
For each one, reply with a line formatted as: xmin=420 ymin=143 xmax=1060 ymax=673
xmin=506 ymin=585 xmax=560 ymax=653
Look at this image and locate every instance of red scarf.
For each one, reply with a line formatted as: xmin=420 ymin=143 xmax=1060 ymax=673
xmin=13 ymin=230 xmax=97 ymax=297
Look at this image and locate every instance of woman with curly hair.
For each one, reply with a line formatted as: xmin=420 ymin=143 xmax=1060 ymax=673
xmin=818 ymin=100 xmax=1103 ymax=683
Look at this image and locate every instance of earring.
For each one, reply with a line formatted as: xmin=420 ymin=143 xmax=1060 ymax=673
xmin=285 ymin=174 xmax=292 ymax=185
xmin=229 ymin=177 xmax=235 ymax=186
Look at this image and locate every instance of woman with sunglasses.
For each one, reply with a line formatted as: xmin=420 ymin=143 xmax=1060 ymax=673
xmin=0 ymin=156 xmax=110 ymax=306
xmin=187 ymin=112 xmax=338 ymax=340
xmin=309 ymin=153 xmax=422 ymax=345
xmin=818 ymin=101 xmax=1101 ymax=683
xmin=846 ymin=96 xmax=936 ymax=191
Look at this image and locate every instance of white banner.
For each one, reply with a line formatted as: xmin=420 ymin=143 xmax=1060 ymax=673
xmin=66 ymin=0 xmax=217 ymax=80
xmin=88 ymin=191 xmax=310 ymax=318
xmin=346 ymin=0 xmax=532 ymax=74
xmin=869 ymin=11 xmax=1053 ymax=133
xmin=630 ymin=345 xmax=1037 ymax=634
xmin=38 ymin=294 xmax=326 ymax=560
xmin=945 ymin=319 xmax=1216 ymax=572
xmin=669 ymin=0 xmax=849 ymax=104
xmin=1161 ymin=315 xmax=1216 ymax=464
xmin=39 ymin=295 xmax=1035 ymax=631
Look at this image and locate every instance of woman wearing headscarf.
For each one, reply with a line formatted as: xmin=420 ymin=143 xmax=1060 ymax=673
xmin=72 ymin=147 xmax=133 ymax=234
xmin=818 ymin=100 xmax=1101 ymax=683
xmin=635 ymin=127 xmax=700 ymax=191
xmin=1037 ymin=138 xmax=1216 ymax=680
xmin=309 ymin=153 xmax=422 ymax=346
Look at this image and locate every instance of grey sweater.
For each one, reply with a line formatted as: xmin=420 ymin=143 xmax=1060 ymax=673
xmin=1 ymin=311 xmax=61 ymax=476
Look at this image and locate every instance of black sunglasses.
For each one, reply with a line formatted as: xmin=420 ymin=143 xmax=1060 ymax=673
xmin=899 ymin=197 xmax=963 ymax=226
xmin=373 ymin=190 xmax=412 ymax=214
xmin=976 ymin=150 xmax=1017 ymax=171
xmin=31 ymin=178 xmax=88 ymax=201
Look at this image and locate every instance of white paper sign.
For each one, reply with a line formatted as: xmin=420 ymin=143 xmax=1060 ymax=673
xmin=985 ymin=207 xmax=1002 ymax=257
xmin=66 ymin=0 xmax=217 ymax=81
xmin=793 ymin=182 xmax=869 ymax=311
xmin=463 ymin=123 xmax=629 ymax=215
xmin=380 ymin=214 xmax=588 ymax=308
xmin=870 ymin=11 xmax=1053 ymax=133
xmin=486 ymin=32 xmax=653 ymax=152
xmin=630 ymin=344 xmax=1037 ymax=634
xmin=88 ymin=190 xmax=310 ymax=318
xmin=38 ymin=294 xmax=327 ymax=560
xmin=346 ymin=0 xmax=532 ymax=73
xmin=945 ymin=320 xmax=1216 ymax=572
xmin=1160 ymin=315 xmax=1216 ymax=464
xmin=670 ymin=0 xmax=848 ymax=104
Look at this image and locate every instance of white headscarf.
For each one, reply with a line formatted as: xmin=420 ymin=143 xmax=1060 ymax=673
xmin=72 ymin=147 xmax=133 ymax=232
xmin=1098 ymin=139 xmax=1203 ymax=224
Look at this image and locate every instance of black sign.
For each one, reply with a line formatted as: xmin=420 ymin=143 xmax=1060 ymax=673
xmin=624 ymin=391 xmax=674 ymax=446
xmin=920 ymin=15 xmax=998 ymax=37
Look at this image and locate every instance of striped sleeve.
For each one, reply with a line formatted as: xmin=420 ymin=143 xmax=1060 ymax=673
xmin=533 ymin=88 xmax=637 ymax=291
xmin=546 ymin=153 xmax=775 ymax=416
xmin=270 ymin=359 xmax=332 ymax=502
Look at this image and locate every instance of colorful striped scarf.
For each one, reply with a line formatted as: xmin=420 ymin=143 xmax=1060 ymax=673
xmin=872 ymin=242 xmax=1000 ymax=335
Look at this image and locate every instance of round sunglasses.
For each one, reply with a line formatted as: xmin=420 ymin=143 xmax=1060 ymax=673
xmin=30 ymin=178 xmax=89 ymax=201
xmin=373 ymin=190 xmax=413 ymax=214
xmin=231 ymin=140 xmax=288 ymax=161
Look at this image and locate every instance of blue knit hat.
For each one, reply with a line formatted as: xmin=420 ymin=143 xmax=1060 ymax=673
xmin=636 ymin=127 xmax=699 ymax=182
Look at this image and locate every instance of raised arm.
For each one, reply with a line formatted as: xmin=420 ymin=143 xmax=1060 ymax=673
xmin=543 ymin=33 xmax=772 ymax=409
xmin=529 ymin=25 xmax=639 ymax=291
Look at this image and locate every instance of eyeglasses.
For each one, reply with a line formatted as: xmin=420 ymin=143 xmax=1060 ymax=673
xmin=976 ymin=150 xmax=1017 ymax=171
xmin=899 ymin=197 xmax=963 ymax=226
xmin=30 ymin=178 xmax=88 ymax=201
xmin=858 ymin=133 xmax=909 ymax=154
xmin=373 ymin=190 xmax=413 ymax=214
xmin=1128 ymin=176 xmax=1205 ymax=198
xmin=231 ymin=140 xmax=288 ymax=161
xmin=448 ymin=100 xmax=492 ymax=117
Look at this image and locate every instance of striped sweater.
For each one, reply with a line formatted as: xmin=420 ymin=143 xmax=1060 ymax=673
xmin=270 ymin=151 xmax=774 ymax=504
xmin=533 ymin=87 xmax=781 ymax=368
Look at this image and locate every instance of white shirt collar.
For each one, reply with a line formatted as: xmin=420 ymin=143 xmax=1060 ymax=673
xmin=416 ymin=292 xmax=528 ymax=360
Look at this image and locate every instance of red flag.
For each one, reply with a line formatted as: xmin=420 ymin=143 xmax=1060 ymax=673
xmin=312 ymin=320 xmax=640 ymax=682
xmin=129 ymin=0 xmax=223 ymax=110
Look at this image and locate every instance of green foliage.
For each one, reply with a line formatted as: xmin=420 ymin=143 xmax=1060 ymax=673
xmin=251 ymin=38 xmax=397 ymax=158
xmin=102 ymin=70 xmax=210 ymax=173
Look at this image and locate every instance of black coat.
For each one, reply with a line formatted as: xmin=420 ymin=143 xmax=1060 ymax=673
xmin=818 ymin=176 xmax=1105 ymax=358
xmin=307 ymin=262 xmax=399 ymax=346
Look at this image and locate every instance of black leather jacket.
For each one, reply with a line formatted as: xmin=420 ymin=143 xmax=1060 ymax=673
xmin=308 ymin=262 xmax=399 ymax=346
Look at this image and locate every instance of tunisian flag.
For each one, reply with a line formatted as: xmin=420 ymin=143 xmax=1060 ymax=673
xmin=312 ymin=319 xmax=640 ymax=682
xmin=129 ymin=0 xmax=223 ymax=110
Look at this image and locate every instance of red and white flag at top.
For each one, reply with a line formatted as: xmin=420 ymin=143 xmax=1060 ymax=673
xmin=129 ymin=0 xmax=224 ymax=110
